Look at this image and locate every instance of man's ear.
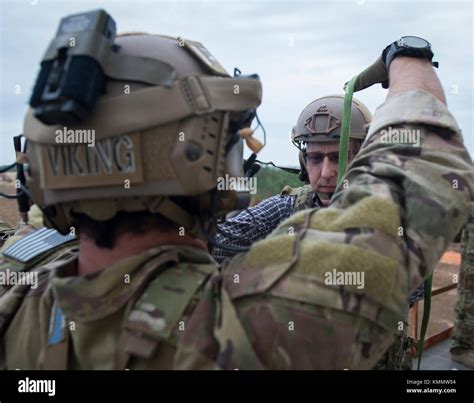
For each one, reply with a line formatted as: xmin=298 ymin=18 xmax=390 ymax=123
xmin=348 ymin=139 xmax=363 ymax=161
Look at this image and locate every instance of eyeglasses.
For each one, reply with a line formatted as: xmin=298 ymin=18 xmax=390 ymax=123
xmin=305 ymin=151 xmax=339 ymax=165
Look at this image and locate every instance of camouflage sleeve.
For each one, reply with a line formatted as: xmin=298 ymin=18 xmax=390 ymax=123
xmin=217 ymin=90 xmax=474 ymax=369
xmin=451 ymin=203 xmax=474 ymax=352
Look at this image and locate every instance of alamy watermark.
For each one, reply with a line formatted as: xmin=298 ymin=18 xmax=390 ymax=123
xmin=217 ymin=174 xmax=257 ymax=195
xmin=18 ymin=377 xmax=55 ymax=397
xmin=324 ymin=269 xmax=365 ymax=290
xmin=380 ymin=127 xmax=420 ymax=147
xmin=55 ymin=126 xmax=95 ymax=147
xmin=0 ymin=269 xmax=38 ymax=289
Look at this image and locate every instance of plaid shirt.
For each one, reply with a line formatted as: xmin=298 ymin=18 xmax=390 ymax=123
xmin=213 ymin=193 xmax=317 ymax=263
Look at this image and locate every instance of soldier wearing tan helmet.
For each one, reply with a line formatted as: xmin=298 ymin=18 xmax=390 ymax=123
xmin=213 ymin=95 xmax=415 ymax=370
xmin=289 ymin=96 xmax=423 ymax=370
xmin=213 ymin=95 xmax=372 ymax=264
xmin=283 ymin=94 xmax=372 ymax=210
xmin=0 ymin=10 xmax=471 ymax=372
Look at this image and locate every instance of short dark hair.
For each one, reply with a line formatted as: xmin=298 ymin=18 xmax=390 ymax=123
xmin=71 ymin=196 xmax=201 ymax=249
xmin=71 ymin=210 xmax=177 ymax=249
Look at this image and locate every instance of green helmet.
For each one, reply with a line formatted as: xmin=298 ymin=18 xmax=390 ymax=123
xmin=23 ymin=10 xmax=262 ymax=235
xmin=291 ymin=95 xmax=372 ymax=149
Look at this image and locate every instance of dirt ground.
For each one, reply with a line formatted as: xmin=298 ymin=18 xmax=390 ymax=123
xmin=411 ymin=247 xmax=461 ymax=342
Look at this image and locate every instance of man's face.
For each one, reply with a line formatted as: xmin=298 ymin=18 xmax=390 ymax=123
xmin=305 ymin=140 xmax=360 ymax=195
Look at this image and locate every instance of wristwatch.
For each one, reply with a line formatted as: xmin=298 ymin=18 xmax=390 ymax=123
xmin=382 ymin=36 xmax=439 ymax=70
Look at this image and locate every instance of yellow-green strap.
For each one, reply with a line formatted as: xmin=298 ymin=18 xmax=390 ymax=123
xmin=340 ymin=73 xmax=433 ymax=370
xmin=417 ymin=274 xmax=433 ymax=369
xmin=337 ymin=76 xmax=357 ymax=185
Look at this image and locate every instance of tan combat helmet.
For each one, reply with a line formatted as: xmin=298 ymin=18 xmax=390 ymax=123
xmin=291 ymin=95 xmax=372 ymax=148
xmin=23 ymin=10 xmax=262 ymax=235
xmin=291 ymin=95 xmax=372 ymax=183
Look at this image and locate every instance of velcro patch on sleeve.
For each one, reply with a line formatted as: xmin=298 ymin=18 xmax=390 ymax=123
xmin=3 ymin=228 xmax=76 ymax=264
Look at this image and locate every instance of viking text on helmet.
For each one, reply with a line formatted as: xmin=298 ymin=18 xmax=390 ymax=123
xmin=47 ymin=134 xmax=136 ymax=177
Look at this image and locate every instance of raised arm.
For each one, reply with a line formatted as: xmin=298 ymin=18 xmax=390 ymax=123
xmin=388 ymin=56 xmax=446 ymax=103
xmin=216 ymin=47 xmax=473 ymax=370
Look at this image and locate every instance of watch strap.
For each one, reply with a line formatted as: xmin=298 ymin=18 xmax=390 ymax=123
xmin=384 ymin=40 xmax=435 ymax=70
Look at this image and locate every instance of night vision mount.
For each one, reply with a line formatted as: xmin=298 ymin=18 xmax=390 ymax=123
xmin=29 ymin=9 xmax=176 ymax=126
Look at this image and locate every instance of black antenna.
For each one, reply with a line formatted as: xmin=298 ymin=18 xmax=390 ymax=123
xmin=13 ymin=135 xmax=30 ymax=223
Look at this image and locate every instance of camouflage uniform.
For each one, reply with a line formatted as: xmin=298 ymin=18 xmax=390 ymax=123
xmin=451 ymin=204 xmax=474 ymax=367
xmin=281 ymin=184 xmax=319 ymax=213
xmin=1 ymin=89 xmax=472 ymax=369
xmin=283 ymin=184 xmax=416 ymax=370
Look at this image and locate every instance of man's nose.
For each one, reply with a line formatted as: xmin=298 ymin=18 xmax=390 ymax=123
xmin=321 ymin=156 xmax=336 ymax=179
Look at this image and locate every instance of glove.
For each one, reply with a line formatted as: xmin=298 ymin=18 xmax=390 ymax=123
xmin=351 ymin=39 xmax=400 ymax=92
xmin=352 ymin=53 xmax=389 ymax=92
xmin=352 ymin=36 xmax=437 ymax=92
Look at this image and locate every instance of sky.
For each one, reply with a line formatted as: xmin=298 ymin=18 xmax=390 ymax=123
xmin=0 ymin=0 xmax=472 ymax=167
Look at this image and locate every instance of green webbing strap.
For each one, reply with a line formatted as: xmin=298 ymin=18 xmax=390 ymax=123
xmin=337 ymin=76 xmax=357 ymax=185
xmin=417 ymin=274 xmax=433 ymax=369
xmin=340 ymin=73 xmax=433 ymax=370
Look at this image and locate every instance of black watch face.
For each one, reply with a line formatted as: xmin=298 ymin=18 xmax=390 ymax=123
xmin=399 ymin=36 xmax=429 ymax=49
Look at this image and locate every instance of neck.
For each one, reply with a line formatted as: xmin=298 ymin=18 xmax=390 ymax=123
xmin=77 ymin=230 xmax=207 ymax=276
xmin=320 ymin=199 xmax=331 ymax=207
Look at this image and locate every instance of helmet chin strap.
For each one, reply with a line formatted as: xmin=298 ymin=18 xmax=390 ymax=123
xmin=318 ymin=192 xmax=331 ymax=200
xmin=315 ymin=191 xmax=332 ymax=207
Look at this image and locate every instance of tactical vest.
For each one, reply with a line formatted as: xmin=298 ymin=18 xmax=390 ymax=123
xmin=1 ymin=223 xmax=414 ymax=370
xmin=0 ymin=230 xmax=226 ymax=369
xmin=116 ymin=249 xmax=220 ymax=370
xmin=280 ymin=185 xmax=318 ymax=213
xmin=50 ymin=248 xmax=276 ymax=370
